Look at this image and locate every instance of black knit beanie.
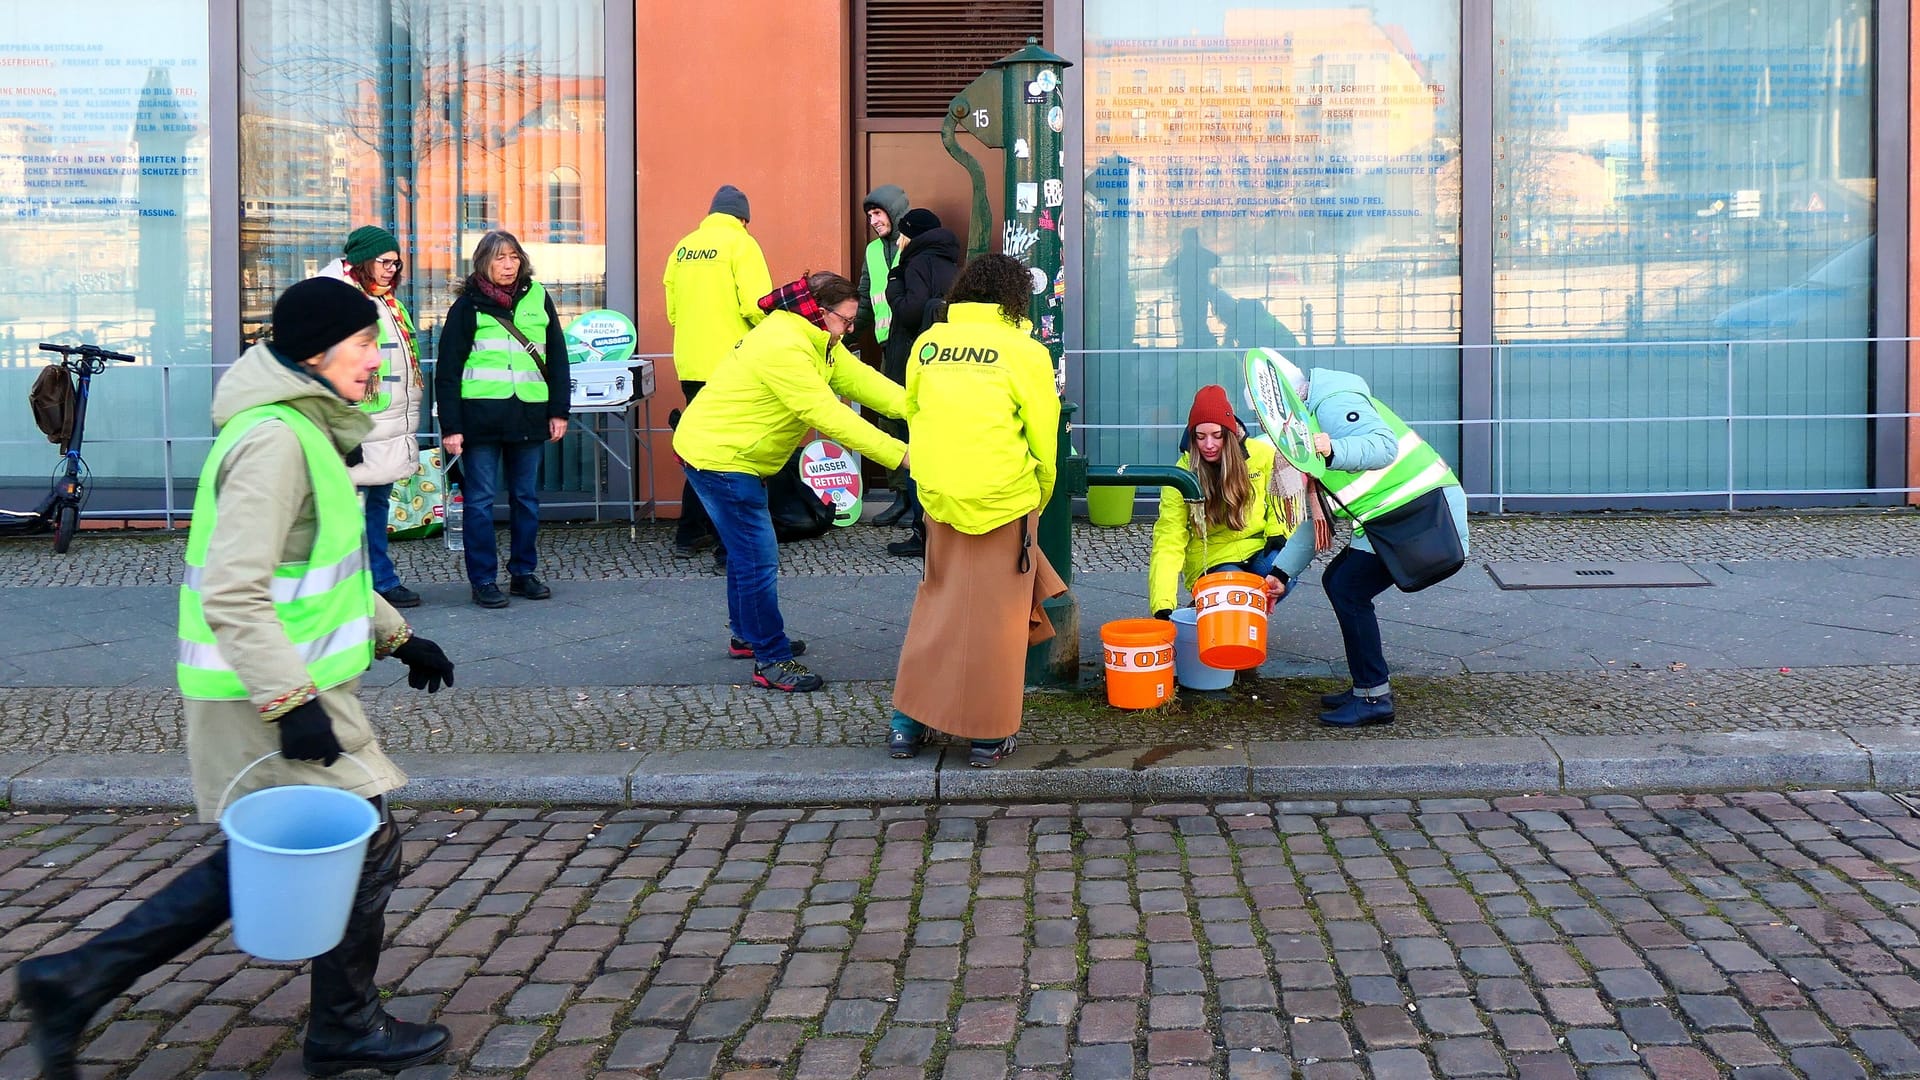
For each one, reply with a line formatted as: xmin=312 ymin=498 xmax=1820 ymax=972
xmin=898 ymin=208 xmax=941 ymax=240
xmin=709 ymin=184 xmax=750 ymax=223
xmin=271 ymin=278 xmax=378 ymax=362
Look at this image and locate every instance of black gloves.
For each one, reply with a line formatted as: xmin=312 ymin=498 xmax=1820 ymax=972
xmin=392 ymin=635 xmax=456 ymax=693
xmin=1153 ymin=609 xmax=1172 ymax=620
xmin=277 ymin=698 xmax=343 ymax=766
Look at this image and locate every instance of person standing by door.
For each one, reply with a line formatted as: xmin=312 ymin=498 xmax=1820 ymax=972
xmin=881 ymin=208 xmax=962 ymax=557
xmin=664 ymin=185 xmax=770 ymax=568
xmin=319 ymin=225 xmax=425 ymax=608
xmin=856 ymin=183 xmax=914 ymax=525
xmin=15 ymin=277 xmax=457 ymax=1080
xmin=435 ymin=230 xmax=570 ymax=609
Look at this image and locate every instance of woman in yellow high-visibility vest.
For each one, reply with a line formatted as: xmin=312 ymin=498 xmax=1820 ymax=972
xmin=435 ymin=230 xmax=571 ymax=609
xmin=16 ymin=278 xmax=458 ymax=1080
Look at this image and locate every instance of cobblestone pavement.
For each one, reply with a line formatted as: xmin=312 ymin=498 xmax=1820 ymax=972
xmin=4 ymin=664 xmax=1917 ymax=756
xmin=7 ymin=510 xmax=1918 ymax=587
xmin=9 ymin=791 xmax=1920 ymax=1079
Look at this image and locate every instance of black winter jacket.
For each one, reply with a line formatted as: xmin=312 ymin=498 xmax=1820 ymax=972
xmin=435 ymin=282 xmax=571 ymax=444
xmin=882 ymin=228 xmax=962 ymax=377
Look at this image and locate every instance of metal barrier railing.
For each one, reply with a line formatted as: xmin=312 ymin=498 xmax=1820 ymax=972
xmin=1071 ymin=336 xmax=1918 ymax=511
xmin=5 ymin=338 xmax=1914 ymax=522
xmin=0 ymin=355 xmax=670 ymax=527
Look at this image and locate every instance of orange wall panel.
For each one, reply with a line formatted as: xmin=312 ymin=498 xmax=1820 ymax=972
xmin=636 ymin=1 xmax=850 ymax=516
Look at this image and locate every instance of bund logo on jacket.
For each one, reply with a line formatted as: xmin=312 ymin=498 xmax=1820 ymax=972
xmin=675 ymin=247 xmax=719 ymax=261
xmin=917 ymin=341 xmax=1000 ymax=365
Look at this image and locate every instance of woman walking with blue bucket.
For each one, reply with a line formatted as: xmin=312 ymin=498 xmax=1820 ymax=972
xmin=14 ymin=278 xmax=459 ymax=1080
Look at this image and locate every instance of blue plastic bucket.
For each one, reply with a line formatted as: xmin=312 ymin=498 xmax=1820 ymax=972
xmin=218 ymin=756 xmax=379 ymax=961
xmin=1172 ymin=608 xmax=1234 ymax=691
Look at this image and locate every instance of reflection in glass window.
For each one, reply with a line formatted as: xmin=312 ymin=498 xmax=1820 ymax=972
xmin=548 ymin=166 xmax=583 ymax=241
xmin=239 ymin=0 xmax=608 ymax=493
xmin=0 ymin=4 xmax=212 ymax=491
xmin=1083 ymin=1 xmax=1464 ymax=470
xmin=1168 ymin=68 xmax=1188 ymax=91
xmin=1493 ymin=0 xmax=1875 ymax=497
xmin=239 ymin=0 xmax=607 ymax=351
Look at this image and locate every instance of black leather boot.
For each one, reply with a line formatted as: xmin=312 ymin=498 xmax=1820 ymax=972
xmin=17 ymin=848 xmax=232 ymax=1080
xmin=302 ymin=812 xmax=450 ymax=1077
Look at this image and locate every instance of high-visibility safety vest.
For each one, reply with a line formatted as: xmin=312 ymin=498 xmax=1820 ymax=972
xmin=864 ymin=238 xmax=894 ymax=343
xmin=362 ymin=295 xmax=415 ymax=413
xmin=1318 ymin=397 xmax=1459 ymax=533
xmin=177 ymin=404 xmax=375 ymax=700
xmin=461 ymin=281 xmax=551 ymax=402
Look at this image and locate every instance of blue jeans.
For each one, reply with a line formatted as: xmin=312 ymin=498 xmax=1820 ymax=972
xmin=683 ymin=464 xmax=795 ymax=664
xmin=1323 ymin=545 xmax=1398 ymax=694
xmin=460 ymin=440 xmax=542 ymax=586
xmin=361 ymin=484 xmax=401 ymax=593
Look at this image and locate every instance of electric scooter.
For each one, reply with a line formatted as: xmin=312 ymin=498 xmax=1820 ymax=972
xmin=0 ymin=341 xmax=135 ymax=552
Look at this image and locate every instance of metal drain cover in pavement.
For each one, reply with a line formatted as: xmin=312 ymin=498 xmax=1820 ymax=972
xmin=1485 ymin=561 xmax=1711 ymax=590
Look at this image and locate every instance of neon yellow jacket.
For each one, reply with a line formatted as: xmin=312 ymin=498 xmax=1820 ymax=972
xmin=663 ymin=213 xmax=772 ymax=383
xmin=1148 ymin=437 xmax=1295 ymax=612
xmin=674 ymin=310 xmax=907 ymax=477
xmin=905 ymin=303 xmax=1060 ymax=535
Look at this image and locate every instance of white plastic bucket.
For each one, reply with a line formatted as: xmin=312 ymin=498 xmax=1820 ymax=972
xmin=217 ymin=752 xmax=379 ymax=961
xmin=1171 ymin=609 xmax=1234 ymax=690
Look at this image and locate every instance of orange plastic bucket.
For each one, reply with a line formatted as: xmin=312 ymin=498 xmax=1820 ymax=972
xmin=1194 ymin=570 xmax=1269 ymax=669
xmin=1101 ymin=618 xmax=1177 ymax=709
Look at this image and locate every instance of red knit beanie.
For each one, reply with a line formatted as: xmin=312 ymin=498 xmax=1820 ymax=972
xmin=1187 ymin=384 xmax=1240 ymax=436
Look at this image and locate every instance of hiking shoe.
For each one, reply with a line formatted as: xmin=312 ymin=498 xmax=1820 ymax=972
xmin=888 ymin=728 xmax=920 ymax=759
xmin=969 ymin=735 xmax=1018 ymax=768
xmin=509 ymin=574 xmax=551 ymax=600
xmin=1319 ymin=694 xmax=1395 ymax=728
xmin=729 ymin=638 xmax=806 ymax=660
xmin=1319 ymin=688 xmax=1356 ymax=709
xmin=753 ymin=659 xmax=824 ymax=693
xmin=471 ymin=584 xmax=509 ymax=609
xmin=380 ymin=585 xmax=421 ymax=609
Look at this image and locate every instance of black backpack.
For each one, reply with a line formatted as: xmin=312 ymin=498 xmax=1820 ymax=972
xmin=767 ymin=449 xmax=834 ymax=543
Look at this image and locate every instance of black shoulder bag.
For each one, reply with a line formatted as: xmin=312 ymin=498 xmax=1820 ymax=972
xmin=1323 ymin=483 xmax=1465 ymax=593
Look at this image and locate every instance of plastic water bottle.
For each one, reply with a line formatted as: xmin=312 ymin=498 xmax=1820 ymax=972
xmin=443 ymin=485 xmax=464 ymax=551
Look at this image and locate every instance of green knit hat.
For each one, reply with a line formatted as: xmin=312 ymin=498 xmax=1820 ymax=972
xmin=342 ymin=225 xmax=400 ymax=266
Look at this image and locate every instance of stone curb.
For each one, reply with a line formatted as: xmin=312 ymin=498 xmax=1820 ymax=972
xmin=0 ymin=728 xmax=1902 ymax=809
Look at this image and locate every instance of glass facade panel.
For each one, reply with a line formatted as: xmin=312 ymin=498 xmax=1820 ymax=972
xmin=240 ymin=0 xmax=608 ymax=491
xmin=1083 ymin=1 xmax=1464 ymax=472
xmin=1493 ymin=0 xmax=1876 ymax=496
xmin=0 ymin=3 xmax=211 ymax=494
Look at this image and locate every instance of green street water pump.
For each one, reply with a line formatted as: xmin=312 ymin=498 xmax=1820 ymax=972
xmin=944 ymin=38 xmax=1199 ymax=686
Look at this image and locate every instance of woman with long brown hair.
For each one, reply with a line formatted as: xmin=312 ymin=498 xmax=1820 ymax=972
xmin=1147 ymin=384 xmax=1310 ymax=620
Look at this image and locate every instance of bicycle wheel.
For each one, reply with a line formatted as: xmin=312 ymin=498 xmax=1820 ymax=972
xmin=52 ymin=502 xmax=77 ymax=553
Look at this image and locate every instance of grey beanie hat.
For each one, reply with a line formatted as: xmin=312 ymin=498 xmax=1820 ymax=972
xmin=710 ymin=185 xmax=750 ymax=223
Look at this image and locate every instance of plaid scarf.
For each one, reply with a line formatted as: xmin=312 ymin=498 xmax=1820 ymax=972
xmin=758 ymin=277 xmax=828 ymax=330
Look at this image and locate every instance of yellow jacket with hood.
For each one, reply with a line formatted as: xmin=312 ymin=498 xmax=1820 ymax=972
xmin=663 ymin=212 xmax=772 ymax=383
xmin=903 ymin=302 xmax=1060 ymax=535
xmin=1148 ymin=436 xmax=1295 ymax=613
xmin=184 ymin=342 xmax=410 ymax=821
xmin=674 ymin=309 xmax=907 ymax=477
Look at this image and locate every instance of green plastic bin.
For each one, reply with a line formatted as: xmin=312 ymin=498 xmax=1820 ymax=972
xmin=1086 ymin=485 xmax=1136 ymax=527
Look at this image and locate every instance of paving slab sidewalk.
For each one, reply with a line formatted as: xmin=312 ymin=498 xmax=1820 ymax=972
xmin=1 ymin=512 xmax=1915 ymax=806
